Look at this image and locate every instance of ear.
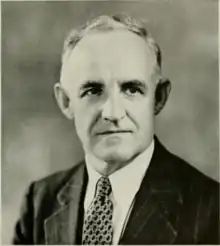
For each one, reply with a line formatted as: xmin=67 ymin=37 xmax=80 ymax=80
xmin=154 ymin=78 xmax=171 ymax=115
xmin=54 ymin=83 xmax=74 ymax=120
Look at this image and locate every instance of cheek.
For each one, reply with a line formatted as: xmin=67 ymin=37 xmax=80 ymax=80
xmin=74 ymin=102 xmax=98 ymax=135
xmin=125 ymin=96 xmax=155 ymax=127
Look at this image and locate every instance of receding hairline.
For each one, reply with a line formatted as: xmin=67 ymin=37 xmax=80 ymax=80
xmin=60 ymin=14 xmax=162 ymax=83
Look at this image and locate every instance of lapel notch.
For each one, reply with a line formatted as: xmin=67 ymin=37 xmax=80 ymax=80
xmin=44 ymin=164 xmax=87 ymax=245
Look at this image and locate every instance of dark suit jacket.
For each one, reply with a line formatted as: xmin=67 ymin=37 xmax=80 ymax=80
xmin=13 ymin=137 xmax=219 ymax=244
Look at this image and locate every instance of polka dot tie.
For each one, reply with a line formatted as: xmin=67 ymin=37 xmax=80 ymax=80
xmin=82 ymin=176 xmax=113 ymax=245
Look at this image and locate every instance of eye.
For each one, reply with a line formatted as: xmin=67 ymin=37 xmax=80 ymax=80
xmin=83 ymin=87 xmax=103 ymax=97
xmin=124 ymin=87 xmax=141 ymax=96
xmin=121 ymin=81 xmax=145 ymax=96
xmin=80 ymin=82 xmax=104 ymax=98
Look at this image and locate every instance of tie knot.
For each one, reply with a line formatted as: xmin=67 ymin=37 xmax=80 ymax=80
xmin=95 ymin=176 xmax=112 ymax=197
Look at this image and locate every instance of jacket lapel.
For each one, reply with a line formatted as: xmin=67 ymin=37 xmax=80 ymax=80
xmin=120 ymin=138 xmax=183 ymax=244
xmin=44 ymin=163 xmax=87 ymax=245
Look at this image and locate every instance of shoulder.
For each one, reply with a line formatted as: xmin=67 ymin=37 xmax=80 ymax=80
xmin=155 ymin=137 xmax=219 ymax=196
xmin=159 ymin=142 xmax=219 ymax=243
xmin=170 ymin=149 xmax=218 ymax=191
xmin=30 ymin=161 xmax=85 ymax=202
xmin=13 ymin=161 xmax=86 ymax=244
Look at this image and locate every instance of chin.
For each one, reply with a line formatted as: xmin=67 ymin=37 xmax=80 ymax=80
xmin=94 ymin=145 xmax=135 ymax=164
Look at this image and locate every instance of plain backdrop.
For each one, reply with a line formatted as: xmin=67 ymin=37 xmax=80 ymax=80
xmin=2 ymin=0 xmax=219 ymax=244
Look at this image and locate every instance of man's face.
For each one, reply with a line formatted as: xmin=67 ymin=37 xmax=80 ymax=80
xmin=61 ymin=30 xmax=157 ymax=171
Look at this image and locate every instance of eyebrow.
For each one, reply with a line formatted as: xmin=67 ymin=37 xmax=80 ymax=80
xmin=79 ymin=79 xmax=147 ymax=91
xmin=79 ymin=80 xmax=104 ymax=90
xmin=120 ymin=80 xmax=147 ymax=89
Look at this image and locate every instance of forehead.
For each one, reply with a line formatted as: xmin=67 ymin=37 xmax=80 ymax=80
xmin=61 ymin=30 xmax=156 ymax=85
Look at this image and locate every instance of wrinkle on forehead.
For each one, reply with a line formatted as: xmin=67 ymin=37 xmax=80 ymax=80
xmin=60 ymin=30 xmax=157 ymax=88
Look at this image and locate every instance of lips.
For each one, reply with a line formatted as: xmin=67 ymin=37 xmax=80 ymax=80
xmin=96 ymin=130 xmax=132 ymax=135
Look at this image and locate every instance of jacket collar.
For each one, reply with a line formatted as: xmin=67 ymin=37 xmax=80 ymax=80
xmin=120 ymin=136 xmax=183 ymax=244
xmin=44 ymin=162 xmax=87 ymax=245
xmin=44 ymin=136 xmax=183 ymax=244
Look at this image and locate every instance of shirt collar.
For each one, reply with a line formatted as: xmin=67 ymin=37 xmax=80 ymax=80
xmin=85 ymin=140 xmax=155 ymax=208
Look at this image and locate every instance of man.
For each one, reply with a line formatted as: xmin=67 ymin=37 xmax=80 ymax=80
xmin=13 ymin=14 xmax=219 ymax=244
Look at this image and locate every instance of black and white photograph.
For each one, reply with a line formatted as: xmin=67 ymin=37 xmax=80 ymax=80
xmin=2 ymin=0 xmax=219 ymax=244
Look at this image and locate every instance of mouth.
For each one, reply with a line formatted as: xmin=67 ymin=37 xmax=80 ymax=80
xmin=96 ymin=130 xmax=132 ymax=135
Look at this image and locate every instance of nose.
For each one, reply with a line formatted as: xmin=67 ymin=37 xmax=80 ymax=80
xmin=101 ymin=93 xmax=126 ymax=122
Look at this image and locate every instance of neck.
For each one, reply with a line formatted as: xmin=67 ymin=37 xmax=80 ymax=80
xmin=85 ymin=140 xmax=155 ymax=176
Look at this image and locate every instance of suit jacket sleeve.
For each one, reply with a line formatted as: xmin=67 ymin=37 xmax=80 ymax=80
xmin=13 ymin=182 xmax=35 ymax=245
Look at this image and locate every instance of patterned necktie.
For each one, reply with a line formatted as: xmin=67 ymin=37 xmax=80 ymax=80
xmin=82 ymin=176 xmax=114 ymax=245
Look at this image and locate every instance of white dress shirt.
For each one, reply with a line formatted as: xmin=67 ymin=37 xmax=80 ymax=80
xmin=84 ymin=140 xmax=154 ymax=244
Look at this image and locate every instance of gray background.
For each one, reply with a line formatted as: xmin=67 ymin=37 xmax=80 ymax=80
xmin=2 ymin=0 xmax=219 ymax=244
